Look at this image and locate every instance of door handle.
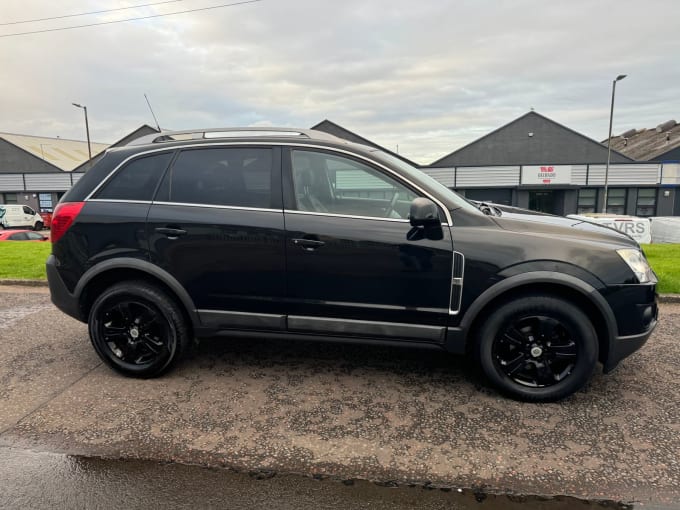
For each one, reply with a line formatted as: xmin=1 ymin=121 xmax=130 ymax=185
xmin=155 ymin=227 xmax=187 ymax=239
xmin=292 ymin=238 xmax=325 ymax=251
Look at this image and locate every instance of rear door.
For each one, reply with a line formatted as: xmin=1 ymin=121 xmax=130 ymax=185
xmin=282 ymin=148 xmax=454 ymax=343
xmin=147 ymin=145 xmax=286 ymax=331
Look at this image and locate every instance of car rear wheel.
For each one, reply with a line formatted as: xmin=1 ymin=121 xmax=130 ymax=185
xmin=88 ymin=281 xmax=190 ymax=378
xmin=476 ymin=295 xmax=598 ymax=402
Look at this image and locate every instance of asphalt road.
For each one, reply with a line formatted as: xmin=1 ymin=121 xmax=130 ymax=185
xmin=0 ymin=285 xmax=678 ymax=506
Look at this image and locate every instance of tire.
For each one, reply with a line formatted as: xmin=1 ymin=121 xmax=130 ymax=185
xmin=34 ymin=221 xmax=43 ymax=231
xmin=475 ymin=295 xmax=598 ymax=402
xmin=88 ymin=281 xmax=190 ymax=378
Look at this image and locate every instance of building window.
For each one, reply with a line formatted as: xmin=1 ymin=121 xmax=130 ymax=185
xmin=636 ymin=188 xmax=657 ymax=217
xmin=2 ymin=193 xmax=18 ymax=204
xmin=577 ymin=189 xmax=597 ymax=214
xmin=606 ymin=189 xmax=627 ymax=215
xmin=38 ymin=193 xmax=53 ymax=213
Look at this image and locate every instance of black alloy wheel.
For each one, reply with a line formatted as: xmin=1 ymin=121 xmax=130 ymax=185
xmin=476 ymin=295 xmax=598 ymax=402
xmin=88 ymin=281 xmax=190 ymax=378
xmin=494 ymin=315 xmax=578 ymax=388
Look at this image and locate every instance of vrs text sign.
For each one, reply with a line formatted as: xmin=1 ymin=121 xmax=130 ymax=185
xmin=522 ymin=165 xmax=572 ymax=185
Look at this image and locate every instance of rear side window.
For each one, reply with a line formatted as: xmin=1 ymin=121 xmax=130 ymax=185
xmin=157 ymin=147 xmax=273 ymax=208
xmin=95 ymin=153 xmax=173 ymax=201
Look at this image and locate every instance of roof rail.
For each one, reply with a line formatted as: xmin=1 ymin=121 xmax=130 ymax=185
xmin=127 ymin=127 xmax=340 ymax=146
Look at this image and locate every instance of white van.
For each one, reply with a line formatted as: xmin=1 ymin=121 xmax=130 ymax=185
xmin=0 ymin=204 xmax=44 ymax=230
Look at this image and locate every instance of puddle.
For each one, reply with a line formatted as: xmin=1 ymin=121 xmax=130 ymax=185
xmin=0 ymin=447 xmax=645 ymax=509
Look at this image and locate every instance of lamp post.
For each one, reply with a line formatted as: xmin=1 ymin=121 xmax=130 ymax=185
xmin=72 ymin=102 xmax=92 ymax=162
xmin=602 ymin=74 xmax=627 ymax=213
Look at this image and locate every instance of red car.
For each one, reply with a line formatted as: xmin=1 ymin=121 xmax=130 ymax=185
xmin=0 ymin=229 xmax=48 ymax=241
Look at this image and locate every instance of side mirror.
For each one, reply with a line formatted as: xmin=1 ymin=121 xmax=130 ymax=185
xmin=409 ymin=198 xmax=440 ymax=227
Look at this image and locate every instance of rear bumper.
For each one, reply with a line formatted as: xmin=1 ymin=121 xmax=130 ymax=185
xmin=46 ymin=254 xmax=84 ymax=322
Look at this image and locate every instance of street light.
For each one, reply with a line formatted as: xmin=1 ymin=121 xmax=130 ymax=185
xmin=72 ymin=102 xmax=92 ymax=162
xmin=602 ymin=74 xmax=627 ymax=213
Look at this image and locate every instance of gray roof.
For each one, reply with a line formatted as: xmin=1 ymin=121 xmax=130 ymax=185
xmin=0 ymin=132 xmax=108 ymax=172
xmin=310 ymin=120 xmax=419 ymax=167
xmin=430 ymin=111 xmax=633 ymax=167
xmin=607 ymin=120 xmax=680 ymax=161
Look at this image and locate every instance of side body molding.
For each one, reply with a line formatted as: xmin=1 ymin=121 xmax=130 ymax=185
xmin=444 ymin=271 xmax=619 ymax=355
xmin=73 ymin=257 xmax=200 ymax=326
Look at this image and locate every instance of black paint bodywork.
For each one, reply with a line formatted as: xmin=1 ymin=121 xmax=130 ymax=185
xmin=47 ymin=134 xmax=658 ymax=373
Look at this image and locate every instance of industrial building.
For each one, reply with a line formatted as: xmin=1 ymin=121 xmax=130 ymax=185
xmin=315 ymin=111 xmax=680 ymax=217
xmin=0 ymin=125 xmax=157 ymax=213
xmin=2 ymin=114 xmax=679 ymax=218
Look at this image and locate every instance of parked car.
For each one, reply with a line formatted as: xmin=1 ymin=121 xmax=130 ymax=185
xmin=0 ymin=204 xmax=44 ymax=230
xmin=0 ymin=229 xmax=47 ymax=241
xmin=46 ymin=128 xmax=658 ymax=401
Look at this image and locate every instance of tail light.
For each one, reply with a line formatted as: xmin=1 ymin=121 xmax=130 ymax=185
xmin=51 ymin=202 xmax=85 ymax=243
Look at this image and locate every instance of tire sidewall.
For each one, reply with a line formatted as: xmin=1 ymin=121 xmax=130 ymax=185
xmin=88 ymin=284 xmax=180 ymax=378
xmin=477 ymin=296 xmax=598 ymax=402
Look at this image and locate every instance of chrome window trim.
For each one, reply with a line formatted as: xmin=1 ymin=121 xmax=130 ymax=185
xmin=88 ymin=199 xmax=153 ymax=205
xmin=152 ymin=201 xmax=282 ymax=213
xmin=83 ymin=142 xmax=453 ymax=225
xmin=285 ymin=209 xmax=410 ymax=223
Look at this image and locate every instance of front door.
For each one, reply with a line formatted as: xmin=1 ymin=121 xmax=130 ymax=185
xmin=147 ymin=145 xmax=286 ymax=331
xmin=283 ymin=148 xmax=454 ymax=343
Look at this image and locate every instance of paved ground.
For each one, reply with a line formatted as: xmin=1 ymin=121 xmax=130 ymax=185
xmin=0 ymin=285 xmax=678 ymax=506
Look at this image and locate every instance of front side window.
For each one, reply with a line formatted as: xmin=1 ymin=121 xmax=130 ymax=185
xmin=158 ymin=147 xmax=273 ymax=208
xmin=577 ymin=188 xmax=597 ymax=214
xmin=606 ymin=188 xmax=627 ymax=215
xmin=96 ymin=152 xmax=173 ymax=201
xmin=290 ymin=150 xmax=418 ymax=219
xmin=636 ymin=188 xmax=656 ymax=217
xmin=23 ymin=206 xmax=35 ymax=215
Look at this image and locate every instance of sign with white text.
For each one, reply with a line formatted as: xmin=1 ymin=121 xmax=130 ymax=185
xmin=522 ymin=165 xmax=572 ymax=185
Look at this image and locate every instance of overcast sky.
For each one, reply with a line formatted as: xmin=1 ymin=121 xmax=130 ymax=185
xmin=1 ymin=0 xmax=679 ymax=164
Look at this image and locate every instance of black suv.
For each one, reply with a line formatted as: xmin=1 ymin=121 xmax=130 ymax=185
xmin=47 ymin=128 xmax=658 ymax=401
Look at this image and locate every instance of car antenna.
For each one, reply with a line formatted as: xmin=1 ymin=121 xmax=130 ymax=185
xmin=144 ymin=93 xmax=162 ymax=132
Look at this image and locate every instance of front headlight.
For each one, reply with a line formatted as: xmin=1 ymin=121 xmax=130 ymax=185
xmin=617 ymin=249 xmax=657 ymax=283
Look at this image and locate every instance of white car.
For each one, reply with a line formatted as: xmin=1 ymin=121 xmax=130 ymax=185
xmin=0 ymin=204 xmax=44 ymax=230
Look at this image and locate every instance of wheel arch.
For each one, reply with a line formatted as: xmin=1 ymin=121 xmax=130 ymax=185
xmin=447 ymin=272 xmax=618 ymax=367
xmin=75 ymin=258 xmax=199 ymax=330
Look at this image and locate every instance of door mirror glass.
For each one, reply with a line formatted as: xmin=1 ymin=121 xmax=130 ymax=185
xmin=409 ymin=198 xmax=440 ymax=226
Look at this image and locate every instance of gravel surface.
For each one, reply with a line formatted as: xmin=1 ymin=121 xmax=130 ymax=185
xmin=0 ymin=285 xmax=678 ymax=506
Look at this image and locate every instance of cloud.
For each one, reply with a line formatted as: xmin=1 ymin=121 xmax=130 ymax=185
xmin=1 ymin=0 xmax=679 ymax=164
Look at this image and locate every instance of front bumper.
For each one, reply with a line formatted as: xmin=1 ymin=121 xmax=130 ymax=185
xmin=603 ymin=318 xmax=657 ymax=373
xmin=46 ymin=254 xmax=84 ymax=322
xmin=602 ymin=285 xmax=658 ymax=373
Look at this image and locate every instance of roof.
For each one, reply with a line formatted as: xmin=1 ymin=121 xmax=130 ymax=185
xmin=429 ymin=111 xmax=633 ymax=167
xmin=0 ymin=132 xmax=109 ymax=172
xmin=606 ymin=120 xmax=680 ymax=161
xmin=310 ymin=120 xmax=419 ymax=167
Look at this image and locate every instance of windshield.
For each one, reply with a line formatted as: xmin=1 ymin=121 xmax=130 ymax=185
xmin=371 ymin=151 xmax=482 ymax=214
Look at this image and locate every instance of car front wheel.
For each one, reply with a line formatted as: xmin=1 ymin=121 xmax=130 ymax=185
xmin=88 ymin=281 xmax=190 ymax=378
xmin=476 ymin=295 xmax=598 ymax=402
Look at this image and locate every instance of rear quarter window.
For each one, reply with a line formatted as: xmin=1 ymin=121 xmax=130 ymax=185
xmin=95 ymin=152 xmax=173 ymax=201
